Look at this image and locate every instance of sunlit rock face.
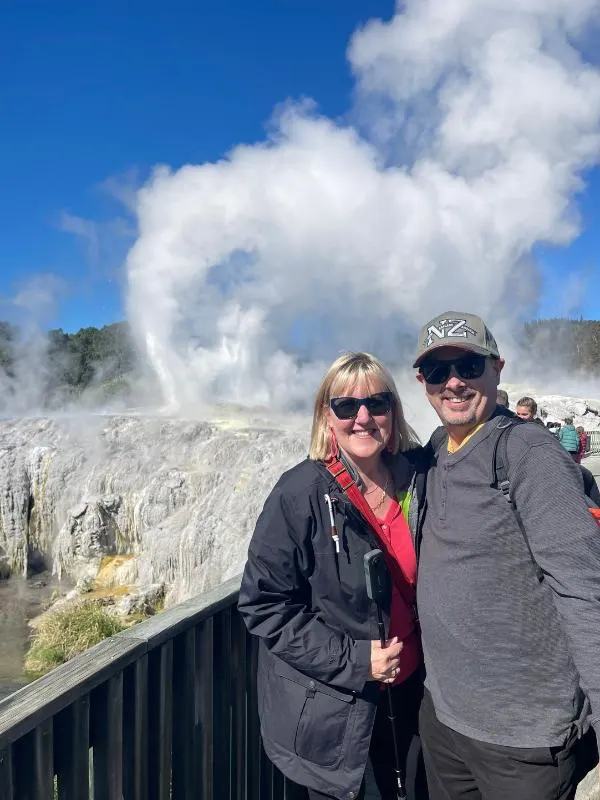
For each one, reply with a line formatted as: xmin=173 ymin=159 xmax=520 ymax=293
xmin=0 ymin=392 xmax=598 ymax=608
xmin=0 ymin=413 xmax=307 ymax=605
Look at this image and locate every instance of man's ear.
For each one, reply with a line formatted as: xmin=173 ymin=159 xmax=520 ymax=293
xmin=416 ymin=372 xmax=425 ymax=385
xmin=495 ymin=358 xmax=506 ymax=378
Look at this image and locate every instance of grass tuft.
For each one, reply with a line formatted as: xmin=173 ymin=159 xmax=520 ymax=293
xmin=24 ymin=601 xmax=126 ymax=678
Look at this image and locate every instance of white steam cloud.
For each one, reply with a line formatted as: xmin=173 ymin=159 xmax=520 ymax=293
xmin=126 ymin=0 xmax=600 ymax=411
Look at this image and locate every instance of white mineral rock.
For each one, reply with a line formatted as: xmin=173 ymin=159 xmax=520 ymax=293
xmin=0 ymin=412 xmax=308 ymax=604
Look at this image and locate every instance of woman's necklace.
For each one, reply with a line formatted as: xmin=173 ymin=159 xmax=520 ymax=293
xmin=365 ymin=472 xmax=390 ymax=512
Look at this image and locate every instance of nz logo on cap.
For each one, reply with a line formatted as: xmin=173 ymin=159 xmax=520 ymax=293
xmin=424 ymin=318 xmax=477 ymax=348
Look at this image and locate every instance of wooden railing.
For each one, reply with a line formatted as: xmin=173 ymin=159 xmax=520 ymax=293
xmin=0 ymin=576 xmax=303 ymax=800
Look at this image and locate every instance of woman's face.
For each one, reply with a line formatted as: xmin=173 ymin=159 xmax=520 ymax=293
xmin=326 ymin=379 xmax=393 ymax=467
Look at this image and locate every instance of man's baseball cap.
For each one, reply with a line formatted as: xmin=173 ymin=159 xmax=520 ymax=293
xmin=413 ymin=311 xmax=500 ymax=368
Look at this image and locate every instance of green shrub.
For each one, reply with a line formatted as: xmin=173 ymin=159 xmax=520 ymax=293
xmin=25 ymin=602 xmax=126 ymax=678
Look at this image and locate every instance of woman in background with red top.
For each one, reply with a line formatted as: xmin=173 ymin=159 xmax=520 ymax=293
xmin=576 ymin=426 xmax=589 ymax=464
xmin=239 ymin=352 xmax=430 ymax=800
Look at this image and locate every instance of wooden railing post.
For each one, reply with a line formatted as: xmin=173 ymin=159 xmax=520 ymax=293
xmin=196 ymin=616 xmax=214 ymax=800
xmin=123 ymin=655 xmax=148 ymax=800
xmin=91 ymin=672 xmax=124 ymax=800
xmin=55 ymin=696 xmax=90 ymax=800
xmin=172 ymin=628 xmax=197 ymax=798
xmin=148 ymin=640 xmax=173 ymax=799
xmin=214 ymin=606 xmax=233 ymax=800
xmin=0 ymin=745 xmax=13 ymax=799
xmin=12 ymin=720 xmax=54 ymax=800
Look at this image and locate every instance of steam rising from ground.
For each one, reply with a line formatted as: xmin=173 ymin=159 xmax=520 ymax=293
xmin=127 ymin=0 xmax=600 ymax=411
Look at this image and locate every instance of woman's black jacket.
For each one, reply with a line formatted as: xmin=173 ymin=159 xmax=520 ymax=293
xmin=238 ymin=448 xmax=429 ymax=800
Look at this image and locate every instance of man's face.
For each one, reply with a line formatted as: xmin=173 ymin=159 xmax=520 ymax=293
xmin=416 ymin=346 xmax=504 ymax=432
xmin=515 ymin=405 xmax=534 ymax=421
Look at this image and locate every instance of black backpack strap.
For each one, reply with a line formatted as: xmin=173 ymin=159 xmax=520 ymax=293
xmin=490 ymin=418 xmax=518 ymax=498
xmin=414 ymin=430 xmax=446 ymax=564
xmin=490 ymin=418 xmax=544 ymax=582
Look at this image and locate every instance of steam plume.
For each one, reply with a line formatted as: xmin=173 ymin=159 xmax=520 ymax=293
xmin=126 ymin=0 xmax=600 ymax=410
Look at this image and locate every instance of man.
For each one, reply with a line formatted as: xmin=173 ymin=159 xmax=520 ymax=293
xmin=496 ymin=389 xmax=509 ymax=409
xmin=412 ymin=311 xmax=600 ymax=800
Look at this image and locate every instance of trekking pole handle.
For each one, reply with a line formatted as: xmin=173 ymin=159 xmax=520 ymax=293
xmin=365 ymin=549 xmax=390 ymax=648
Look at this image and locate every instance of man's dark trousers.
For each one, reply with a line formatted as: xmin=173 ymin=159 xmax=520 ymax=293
xmin=419 ymin=690 xmax=578 ymax=800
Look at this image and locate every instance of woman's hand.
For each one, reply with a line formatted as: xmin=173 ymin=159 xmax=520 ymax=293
xmin=369 ymin=636 xmax=403 ymax=683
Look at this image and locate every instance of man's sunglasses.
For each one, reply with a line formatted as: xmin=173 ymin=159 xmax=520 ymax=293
xmin=419 ymin=354 xmax=488 ymax=385
xmin=329 ymin=391 xmax=394 ymax=420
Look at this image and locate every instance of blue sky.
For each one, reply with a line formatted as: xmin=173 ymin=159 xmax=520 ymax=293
xmin=1 ymin=0 xmax=599 ymax=333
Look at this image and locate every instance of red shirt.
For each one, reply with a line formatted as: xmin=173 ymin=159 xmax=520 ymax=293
xmin=377 ymin=495 xmax=421 ymax=685
xmin=577 ymin=432 xmax=588 ymax=463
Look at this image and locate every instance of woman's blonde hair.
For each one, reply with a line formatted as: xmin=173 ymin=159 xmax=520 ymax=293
xmin=309 ymin=352 xmax=418 ymax=461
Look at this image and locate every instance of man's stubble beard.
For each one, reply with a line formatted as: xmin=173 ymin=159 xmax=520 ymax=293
xmin=440 ymin=409 xmax=478 ymax=428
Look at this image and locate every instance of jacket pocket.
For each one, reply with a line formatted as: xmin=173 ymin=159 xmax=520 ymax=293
xmin=273 ymin=658 xmax=355 ymax=767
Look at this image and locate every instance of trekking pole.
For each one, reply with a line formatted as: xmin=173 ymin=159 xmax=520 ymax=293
xmin=364 ymin=549 xmax=407 ymax=800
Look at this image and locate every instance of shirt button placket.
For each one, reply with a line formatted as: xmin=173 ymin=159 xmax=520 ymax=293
xmin=440 ymin=464 xmax=447 ymax=522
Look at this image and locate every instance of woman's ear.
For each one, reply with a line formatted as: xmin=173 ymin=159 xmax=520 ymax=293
xmin=327 ymin=427 xmax=339 ymax=460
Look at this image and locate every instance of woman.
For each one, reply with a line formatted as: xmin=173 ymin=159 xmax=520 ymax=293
xmin=576 ymin=426 xmax=589 ymax=464
xmin=238 ymin=352 xmax=430 ymax=800
xmin=558 ymin=416 xmax=580 ymax=460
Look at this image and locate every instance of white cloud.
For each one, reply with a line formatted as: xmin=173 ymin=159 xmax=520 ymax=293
xmin=59 ymin=212 xmax=100 ymax=261
xmin=125 ymin=0 xmax=600 ymax=411
xmin=59 ymin=202 xmax=136 ymax=291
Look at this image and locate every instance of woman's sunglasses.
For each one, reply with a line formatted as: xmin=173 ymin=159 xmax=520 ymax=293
xmin=329 ymin=391 xmax=394 ymax=420
xmin=419 ymin=354 xmax=488 ymax=385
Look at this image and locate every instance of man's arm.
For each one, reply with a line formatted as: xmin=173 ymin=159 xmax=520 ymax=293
xmin=509 ymin=433 xmax=600 ymax=742
xmin=581 ymin=465 xmax=600 ymax=507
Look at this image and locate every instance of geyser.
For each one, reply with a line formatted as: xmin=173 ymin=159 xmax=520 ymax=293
xmin=126 ymin=0 xmax=600 ymax=411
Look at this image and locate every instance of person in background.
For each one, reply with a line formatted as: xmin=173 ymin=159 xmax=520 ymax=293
xmin=515 ymin=396 xmax=536 ymax=420
xmin=496 ymin=389 xmax=509 ymax=409
xmin=238 ymin=352 xmax=429 ymax=800
xmin=576 ymin=426 xmax=589 ymax=464
xmin=412 ymin=310 xmax=600 ymax=800
xmin=515 ymin=396 xmax=544 ymax=425
xmin=558 ymin=417 xmax=580 ymax=461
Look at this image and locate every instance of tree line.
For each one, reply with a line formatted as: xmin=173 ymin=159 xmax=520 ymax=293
xmin=523 ymin=319 xmax=600 ymax=373
xmin=0 ymin=318 xmax=599 ymax=409
xmin=0 ymin=321 xmax=137 ymax=405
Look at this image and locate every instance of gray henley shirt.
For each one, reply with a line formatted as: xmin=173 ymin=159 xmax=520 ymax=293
xmin=418 ymin=411 xmax=600 ymax=748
